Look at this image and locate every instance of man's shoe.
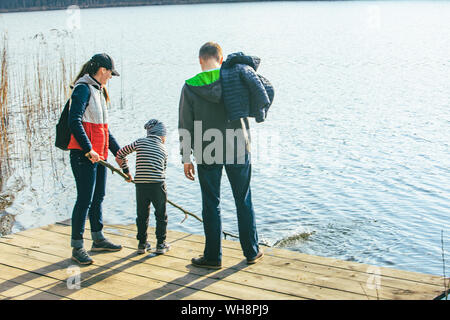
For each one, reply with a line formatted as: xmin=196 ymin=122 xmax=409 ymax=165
xmin=72 ymin=248 xmax=94 ymax=265
xmin=191 ymin=256 xmax=222 ymax=269
xmin=137 ymin=241 xmax=151 ymax=255
xmin=91 ymin=239 xmax=122 ymax=252
xmin=155 ymin=242 xmax=171 ymax=254
xmin=247 ymin=250 xmax=264 ymax=264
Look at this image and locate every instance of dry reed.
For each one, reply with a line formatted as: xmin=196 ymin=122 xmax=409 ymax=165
xmin=0 ymin=35 xmax=9 ymax=191
xmin=0 ymin=32 xmax=77 ymax=190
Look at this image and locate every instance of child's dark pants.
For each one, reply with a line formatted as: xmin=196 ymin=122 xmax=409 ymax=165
xmin=135 ymin=182 xmax=167 ymax=244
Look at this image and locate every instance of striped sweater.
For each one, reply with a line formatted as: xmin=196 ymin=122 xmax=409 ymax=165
xmin=116 ymin=135 xmax=168 ymax=183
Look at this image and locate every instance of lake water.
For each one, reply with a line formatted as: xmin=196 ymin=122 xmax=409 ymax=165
xmin=1 ymin=1 xmax=449 ymax=277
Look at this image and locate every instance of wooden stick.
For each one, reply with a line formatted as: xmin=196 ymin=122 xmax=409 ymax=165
xmin=95 ymin=159 xmax=202 ymax=222
xmin=93 ymin=158 xmax=252 ymax=243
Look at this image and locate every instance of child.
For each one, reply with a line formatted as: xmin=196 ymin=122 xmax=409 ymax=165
xmin=116 ymin=119 xmax=170 ymax=254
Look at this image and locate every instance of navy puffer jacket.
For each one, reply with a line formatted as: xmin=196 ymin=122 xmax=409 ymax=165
xmin=220 ymin=52 xmax=274 ymax=123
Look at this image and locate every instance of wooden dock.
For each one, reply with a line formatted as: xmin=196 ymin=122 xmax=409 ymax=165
xmin=0 ymin=221 xmax=447 ymax=300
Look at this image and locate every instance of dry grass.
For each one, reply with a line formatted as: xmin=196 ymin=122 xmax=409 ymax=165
xmin=0 ymin=32 xmax=77 ymax=191
xmin=0 ymin=35 xmax=9 ymax=191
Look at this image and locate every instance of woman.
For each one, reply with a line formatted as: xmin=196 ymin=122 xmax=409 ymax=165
xmin=68 ymin=53 xmax=123 ymax=265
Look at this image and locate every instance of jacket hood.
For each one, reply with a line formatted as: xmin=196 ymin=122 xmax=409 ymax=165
xmin=222 ymin=52 xmax=261 ymax=71
xmin=185 ymin=69 xmax=222 ymax=104
xmin=73 ymin=74 xmax=102 ymax=90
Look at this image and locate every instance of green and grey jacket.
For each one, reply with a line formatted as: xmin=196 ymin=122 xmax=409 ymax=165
xmin=178 ymin=68 xmax=250 ymax=165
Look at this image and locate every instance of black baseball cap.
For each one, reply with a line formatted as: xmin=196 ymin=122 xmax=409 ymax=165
xmin=90 ymin=53 xmax=120 ymax=76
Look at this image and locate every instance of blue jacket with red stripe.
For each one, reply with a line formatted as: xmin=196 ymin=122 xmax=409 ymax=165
xmin=68 ymin=74 xmax=120 ymax=159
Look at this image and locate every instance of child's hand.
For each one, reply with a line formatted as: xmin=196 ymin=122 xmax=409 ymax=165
xmin=125 ymin=172 xmax=133 ymax=183
xmin=115 ymin=156 xmax=126 ymax=168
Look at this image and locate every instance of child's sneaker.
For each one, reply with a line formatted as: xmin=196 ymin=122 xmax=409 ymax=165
xmin=155 ymin=242 xmax=170 ymax=254
xmin=137 ymin=241 xmax=151 ymax=255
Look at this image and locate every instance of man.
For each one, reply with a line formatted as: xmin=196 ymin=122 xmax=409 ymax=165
xmin=178 ymin=42 xmax=263 ymax=269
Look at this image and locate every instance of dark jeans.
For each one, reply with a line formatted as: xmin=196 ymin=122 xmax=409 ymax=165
xmin=135 ymin=182 xmax=168 ymax=244
xmin=70 ymin=150 xmax=106 ymax=249
xmin=197 ymin=157 xmax=259 ymax=262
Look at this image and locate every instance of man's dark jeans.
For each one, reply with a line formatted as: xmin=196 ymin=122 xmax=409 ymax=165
xmin=135 ymin=182 xmax=168 ymax=244
xmin=197 ymin=158 xmax=259 ymax=262
xmin=70 ymin=150 xmax=107 ymax=249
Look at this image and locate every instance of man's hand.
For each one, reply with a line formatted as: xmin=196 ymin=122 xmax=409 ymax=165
xmin=184 ymin=163 xmax=195 ymax=181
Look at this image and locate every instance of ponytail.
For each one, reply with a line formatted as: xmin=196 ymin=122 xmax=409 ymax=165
xmin=72 ymin=60 xmax=99 ymax=86
xmin=72 ymin=60 xmax=110 ymax=103
xmin=102 ymin=86 xmax=110 ymax=104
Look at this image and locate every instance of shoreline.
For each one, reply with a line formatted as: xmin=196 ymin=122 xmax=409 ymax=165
xmin=1 ymin=0 xmax=283 ymax=14
xmin=0 ymin=190 xmax=15 ymax=237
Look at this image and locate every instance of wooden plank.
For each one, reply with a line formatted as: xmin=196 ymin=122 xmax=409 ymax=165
xmin=17 ymin=227 xmax=372 ymax=299
xmin=0 ymin=275 xmax=68 ymax=300
xmin=0 ymin=242 xmax=232 ymax=300
xmin=2 ymin=222 xmax=447 ymax=300
xmin=0 ymin=239 xmax=286 ymax=300
xmin=2 ymin=255 xmax=135 ymax=299
xmin=0 ymin=263 xmax=63 ymax=291
xmin=148 ymin=237 xmax=445 ymax=300
xmin=0 ymin=253 xmax=227 ymax=301
xmin=102 ymin=222 xmax=447 ymax=288
xmin=0 ymin=232 xmax=302 ymax=300
xmin=8 ymin=287 xmax=69 ymax=300
xmin=95 ymin=224 xmax=447 ymax=299
xmin=0 ymin=279 xmax=44 ymax=299
xmin=2 ymin=228 xmax=352 ymax=299
xmin=5 ymin=226 xmax=442 ymax=300
xmin=174 ymin=238 xmax=446 ymax=298
xmin=0 ymin=245 xmax=126 ymax=300
xmin=32 ymin=223 xmax=446 ymax=300
xmin=0 ymin=265 xmax=74 ymax=300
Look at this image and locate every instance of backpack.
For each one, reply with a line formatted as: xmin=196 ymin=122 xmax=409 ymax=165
xmin=55 ymin=83 xmax=91 ymax=151
xmin=55 ymin=98 xmax=72 ymax=150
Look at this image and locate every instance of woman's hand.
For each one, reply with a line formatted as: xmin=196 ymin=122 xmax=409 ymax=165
xmin=125 ymin=172 xmax=133 ymax=183
xmin=87 ymin=150 xmax=100 ymax=163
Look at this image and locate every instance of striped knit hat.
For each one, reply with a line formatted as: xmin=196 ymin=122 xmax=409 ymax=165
xmin=144 ymin=119 xmax=167 ymax=137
